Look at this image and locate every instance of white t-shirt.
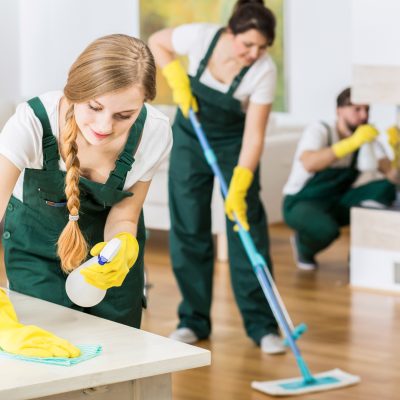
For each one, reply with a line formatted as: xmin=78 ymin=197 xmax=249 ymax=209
xmin=0 ymin=91 xmax=172 ymax=201
xmin=171 ymin=23 xmax=277 ymax=107
xmin=283 ymin=121 xmax=387 ymax=195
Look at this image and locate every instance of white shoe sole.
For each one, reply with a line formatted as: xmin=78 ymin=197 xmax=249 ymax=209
xmin=169 ymin=328 xmax=199 ymax=344
xmin=289 ymin=235 xmax=317 ymax=271
xmin=261 ymin=334 xmax=287 ymax=355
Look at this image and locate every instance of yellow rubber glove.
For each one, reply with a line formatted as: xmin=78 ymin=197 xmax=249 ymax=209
xmin=386 ymin=125 xmax=400 ymax=167
xmin=81 ymin=232 xmax=139 ymax=290
xmin=225 ymin=166 xmax=254 ymax=231
xmin=162 ymin=59 xmax=198 ymax=117
xmin=332 ymin=124 xmax=379 ymax=159
xmin=0 ymin=289 xmax=80 ymax=358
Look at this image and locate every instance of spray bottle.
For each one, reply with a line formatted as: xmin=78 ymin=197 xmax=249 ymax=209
xmin=65 ymin=238 xmax=121 ymax=307
xmin=358 ymin=142 xmax=378 ymax=171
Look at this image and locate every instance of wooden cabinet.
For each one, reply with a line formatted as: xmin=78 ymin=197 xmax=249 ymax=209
xmin=350 ymin=207 xmax=400 ymax=292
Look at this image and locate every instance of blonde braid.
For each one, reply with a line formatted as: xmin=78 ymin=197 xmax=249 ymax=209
xmin=57 ymin=34 xmax=156 ymax=271
xmin=57 ymin=105 xmax=88 ymax=272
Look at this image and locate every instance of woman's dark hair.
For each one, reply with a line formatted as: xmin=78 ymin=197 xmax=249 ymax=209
xmin=228 ymin=0 xmax=276 ymax=46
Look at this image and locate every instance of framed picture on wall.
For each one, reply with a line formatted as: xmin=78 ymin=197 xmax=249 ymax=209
xmin=140 ymin=0 xmax=285 ymax=111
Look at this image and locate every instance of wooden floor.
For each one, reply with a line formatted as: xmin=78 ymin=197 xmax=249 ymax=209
xmin=1 ymin=224 xmax=399 ymax=399
xmin=142 ymin=224 xmax=400 ymax=400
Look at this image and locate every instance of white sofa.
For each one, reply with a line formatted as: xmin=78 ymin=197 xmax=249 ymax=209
xmin=144 ymin=106 xmax=306 ymax=259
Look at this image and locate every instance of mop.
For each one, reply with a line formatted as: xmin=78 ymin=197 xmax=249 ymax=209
xmin=188 ymin=109 xmax=360 ymax=396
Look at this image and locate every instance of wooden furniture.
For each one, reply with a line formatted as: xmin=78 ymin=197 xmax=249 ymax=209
xmin=0 ymin=289 xmax=210 ymax=400
xmin=350 ymin=0 xmax=400 ymax=291
xmin=350 ymin=206 xmax=400 ymax=292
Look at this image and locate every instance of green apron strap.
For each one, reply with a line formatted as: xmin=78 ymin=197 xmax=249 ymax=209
xmin=195 ymin=28 xmax=224 ymax=79
xmin=195 ymin=28 xmax=250 ymax=96
xmin=106 ymin=105 xmax=147 ymax=190
xmin=227 ymin=66 xmax=250 ymax=96
xmin=320 ymin=121 xmax=332 ymax=146
xmin=27 ymin=97 xmax=60 ymax=171
xmin=350 ymin=149 xmax=359 ymax=169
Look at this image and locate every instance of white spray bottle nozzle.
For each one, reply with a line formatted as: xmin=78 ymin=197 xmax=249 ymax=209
xmin=98 ymin=238 xmax=122 ymax=265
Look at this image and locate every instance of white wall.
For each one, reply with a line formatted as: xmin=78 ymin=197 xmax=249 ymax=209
xmin=1 ymin=0 xmax=398 ymax=129
xmin=351 ymin=0 xmax=399 ymax=126
xmin=284 ymin=0 xmax=352 ymax=123
xmin=19 ymin=0 xmax=140 ymax=100
xmin=352 ymin=0 xmax=400 ymax=66
xmin=0 ymin=0 xmax=140 ymax=128
xmin=0 ymin=0 xmax=20 ymax=128
xmin=284 ymin=0 xmax=397 ymax=128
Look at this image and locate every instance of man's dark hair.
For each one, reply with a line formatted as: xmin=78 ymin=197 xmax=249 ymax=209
xmin=336 ymin=87 xmax=352 ymax=108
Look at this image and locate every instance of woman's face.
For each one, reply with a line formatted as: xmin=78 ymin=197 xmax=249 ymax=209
xmin=232 ymin=29 xmax=269 ymax=66
xmin=74 ymin=84 xmax=145 ymax=146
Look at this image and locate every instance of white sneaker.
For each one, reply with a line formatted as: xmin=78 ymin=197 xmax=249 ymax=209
xmin=289 ymin=234 xmax=318 ymax=271
xmin=169 ymin=327 xmax=199 ymax=344
xmin=261 ymin=333 xmax=286 ymax=355
xmin=297 ymin=259 xmax=318 ymax=271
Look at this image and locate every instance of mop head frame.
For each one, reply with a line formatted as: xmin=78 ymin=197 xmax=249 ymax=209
xmin=252 ymin=368 xmax=360 ymax=396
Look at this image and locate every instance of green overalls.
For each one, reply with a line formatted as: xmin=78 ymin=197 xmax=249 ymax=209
xmin=169 ymin=28 xmax=278 ymax=345
xmin=283 ymin=123 xmax=396 ymax=261
xmin=2 ymin=97 xmax=147 ymax=327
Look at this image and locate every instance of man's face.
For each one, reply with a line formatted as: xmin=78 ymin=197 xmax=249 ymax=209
xmin=337 ymin=103 xmax=370 ymax=135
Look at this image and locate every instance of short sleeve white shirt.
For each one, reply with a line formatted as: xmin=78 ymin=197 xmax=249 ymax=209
xmin=171 ymin=23 xmax=277 ymax=107
xmin=0 ymin=91 xmax=172 ymax=201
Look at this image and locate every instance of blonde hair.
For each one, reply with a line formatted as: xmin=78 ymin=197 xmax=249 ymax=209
xmin=58 ymin=34 xmax=156 ymax=272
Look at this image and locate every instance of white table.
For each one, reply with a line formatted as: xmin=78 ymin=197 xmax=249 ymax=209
xmin=0 ymin=290 xmax=211 ymax=400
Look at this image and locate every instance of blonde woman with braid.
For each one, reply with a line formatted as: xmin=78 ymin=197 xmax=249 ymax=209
xmin=0 ymin=34 xmax=172 ymax=358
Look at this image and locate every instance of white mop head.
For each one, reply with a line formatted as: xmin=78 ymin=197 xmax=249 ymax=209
xmin=252 ymin=368 xmax=360 ymax=396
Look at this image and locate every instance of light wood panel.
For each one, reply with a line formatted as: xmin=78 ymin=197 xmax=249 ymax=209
xmin=352 ymin=64 xmax=400 ymax=104
xmin=142 ymin=225 xmax=400 ymax=400
xmin=351 ymin=207 xmax=400 ymax=251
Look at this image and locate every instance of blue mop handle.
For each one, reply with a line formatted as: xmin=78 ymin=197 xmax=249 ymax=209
xmin=188 ymin=110 xmax=315 ymax=383
xmin=189 ymin=111 xmax=229 ymax=196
